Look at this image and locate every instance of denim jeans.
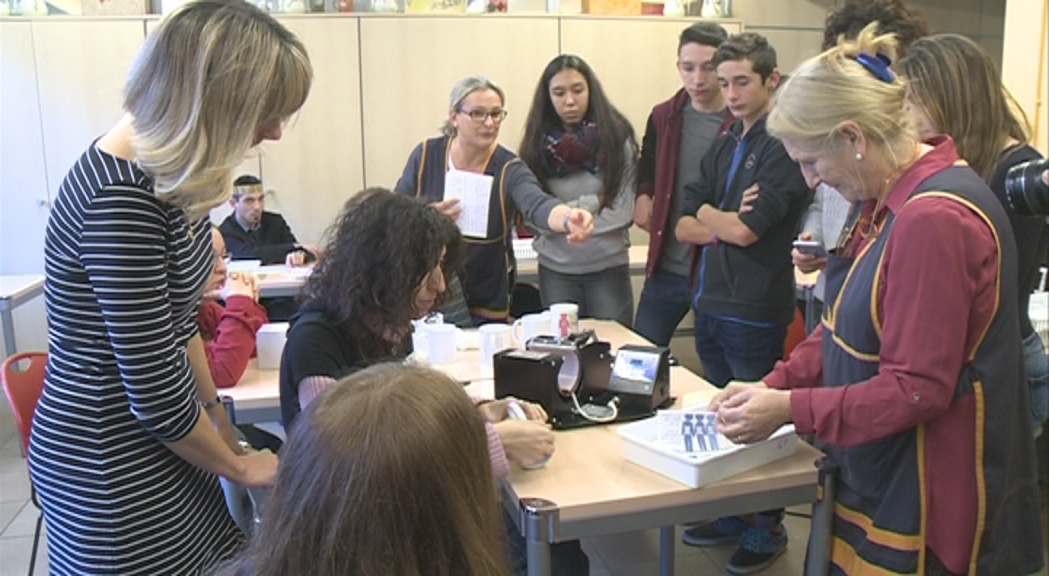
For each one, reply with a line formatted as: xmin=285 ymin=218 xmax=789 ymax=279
xmin=539 ymin=264 xmax=634 ymax=327
xmin=693 ymin=312 xmax=786 ymax=387
xmin=634 ymin=270 xmax=692 ymax=347
xmin=1023 ymin=331 xmax=1049 ymax=436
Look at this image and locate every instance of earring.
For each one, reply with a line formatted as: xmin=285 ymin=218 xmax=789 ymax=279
xmin=855 ymin=152 xmax=864 ymax=161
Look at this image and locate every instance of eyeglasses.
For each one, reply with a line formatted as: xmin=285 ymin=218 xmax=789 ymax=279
xmin=458 ymin=108 xmax=508 ymax=124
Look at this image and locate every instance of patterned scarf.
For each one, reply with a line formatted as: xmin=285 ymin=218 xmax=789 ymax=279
xmin=543 ymin=121 xmax=601 ymax=178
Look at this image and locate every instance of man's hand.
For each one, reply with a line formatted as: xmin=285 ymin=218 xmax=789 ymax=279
xmin=792 ymin=232 xmax=828 ymax=273
xmin=739 ymin=184 xmax=760 ymax=214
xmin=634 ymin=194 xmax=653 ymax=231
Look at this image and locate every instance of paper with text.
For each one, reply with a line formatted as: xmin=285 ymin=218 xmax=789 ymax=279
xmin=444 ymin=169 xmax=493 ymax=238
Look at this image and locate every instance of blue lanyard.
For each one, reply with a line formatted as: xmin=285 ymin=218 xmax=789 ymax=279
xmin=723 ymin=134 xmax=747 ymax=203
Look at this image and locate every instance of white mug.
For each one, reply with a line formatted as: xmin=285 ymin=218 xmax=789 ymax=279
xmin=478 ymin=324 xmax=511 ymax=367
xmin=549 ymin=303 xmax=579 ymax=339
xmin=512 ymin=312 xmax=549 ymax=345
xmin=422 ymin=323 xmax=457 ymax=365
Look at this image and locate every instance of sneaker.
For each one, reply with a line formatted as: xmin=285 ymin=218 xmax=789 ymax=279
xmin=681 ymin=516 xmax=750 ymax=547
xmin=725 ymin=525 xmax=788 ymax=575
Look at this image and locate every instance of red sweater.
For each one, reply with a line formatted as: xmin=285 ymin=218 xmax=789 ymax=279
xmin=197 ymin=296 xmax=268 ymax=388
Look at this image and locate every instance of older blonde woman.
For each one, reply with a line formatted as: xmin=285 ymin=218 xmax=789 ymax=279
xmin=708 ymin=24 xmax=1044 ymax=575
xmin=30 ymin=2 xmax=311 ymax=573
xmin=395 ymin=76 xmax=594 ymax=326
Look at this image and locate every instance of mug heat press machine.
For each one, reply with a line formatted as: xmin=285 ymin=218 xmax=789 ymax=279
xmin=493 ymin=330 xmax=672 ymax=429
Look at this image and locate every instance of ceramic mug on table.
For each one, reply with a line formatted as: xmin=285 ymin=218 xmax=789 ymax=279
xmin=549 ymin=303 xmax=579 ymax=339
xmin=511 ymin=312 xmax=549 ymax=346
xmin=478 ymin=324 xmax=511 ymax=367
xmin=422 ymin=323 xmax=457 ymax=365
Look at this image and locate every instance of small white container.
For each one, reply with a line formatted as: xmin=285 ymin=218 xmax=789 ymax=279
xmin=256 ymin=322 xmax=289 ymax=370
xmin=617 ymin=418 xmax=798 ymax=488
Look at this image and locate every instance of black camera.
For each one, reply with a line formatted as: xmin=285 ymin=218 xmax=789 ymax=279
xmin=1004 ymin=158 xmax=1049 ymax=216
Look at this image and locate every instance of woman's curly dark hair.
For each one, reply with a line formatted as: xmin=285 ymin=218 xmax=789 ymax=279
xmin=300 ymin=188 xmax=463 ymax=355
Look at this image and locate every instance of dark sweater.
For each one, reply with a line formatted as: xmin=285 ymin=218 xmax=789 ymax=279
xmin=681 ymin=116 xmax=812 ymax=326
xmin=219 ymin=212 xmax=300 ymax=265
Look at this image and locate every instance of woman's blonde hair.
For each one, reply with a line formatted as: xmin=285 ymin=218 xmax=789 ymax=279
xmin=125 ymin=0 xmax=312 ymax=219
xmin=441 ymin=76 xmax=505 ymax=138
xmin=218 ymin=363 xmax=509 ymax=576
xmin=768 ymin=22 xmax=917 ymax=166
xmin=898 ymin=34 xmax=1030 ymax=182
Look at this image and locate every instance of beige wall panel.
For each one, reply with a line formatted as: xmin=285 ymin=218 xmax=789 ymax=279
xmin=979 ymin=0 xmax=1006 ymax=36
xmin=360 ymin=16 xmax=559 ymax=189
xmin=730 ymin=0 xmax=834 ymax=29
xmin=910 ymin=0 xmax=982 ymax=35
xmin=560 ymin=17 xmax=742 ymax=144
xmin=253 ymin=16 xmax=364 ymax=246
xmin=32 ymin=19 xmax=145 ymax=204
xmin=1002 ymin=0 xmax=1048 ymax=155
xmin=0 ymin=21 xmax=50 ymax=274
xmin=749 ymin=28 xmax=824 ymax=75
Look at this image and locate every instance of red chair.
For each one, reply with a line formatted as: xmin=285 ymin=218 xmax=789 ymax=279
xmin=2 ymin=352 xmax=47 ymax=576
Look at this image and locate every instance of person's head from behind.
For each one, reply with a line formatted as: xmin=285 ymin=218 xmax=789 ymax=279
xmin=713 ymin=33 xmax=780 ymax=125
xmin=768 ymin=23 xmax=917 ymax=203
xmin=898 ymin=34 xmax=1030 ymax=182
xmin=519 ymin=54 xmax=636 ymax=209
xmin=442 ymin=76 xmax=507 ymax=151
xmin=677 ymin=22 xmax=729 ymax=110
xmin=228 ymin=363 xmax=509 ymax=576
xmin=230 ymin=174 xmax=266 ymax=228
xmin=125 ymin=0 xmax=312 ymax=218
xmin=302 ymin=189 xmax=462 ymax=352
xmin=822 ymin=0 xmax=929 ymax=55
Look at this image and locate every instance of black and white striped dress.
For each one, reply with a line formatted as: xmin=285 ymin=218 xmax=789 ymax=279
xmin=29 ymin=142 xmax=241 ymax=575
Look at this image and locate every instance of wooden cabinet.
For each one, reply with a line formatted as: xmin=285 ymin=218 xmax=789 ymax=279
xmin=0 ymin=21 xmax=50 ymax=274
xmin=358 ymin=15 xmax=560 ymax=190
xmin=2 ymin=14 xmax=743 ymax=267
xmin=0 ymin=18 xmax=144 ymax=274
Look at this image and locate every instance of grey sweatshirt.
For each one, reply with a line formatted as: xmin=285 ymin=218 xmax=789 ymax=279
xmin=533 ymin=151 xmax=636 ymax=274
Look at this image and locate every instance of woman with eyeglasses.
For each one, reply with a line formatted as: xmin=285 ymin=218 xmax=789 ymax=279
xmin=395 ymin=76 xmax=595 ymax=327
xmin=707 ymin=24 xmax=1044 ymax=574
xmin=518 ymin=55 xmax=638 ymax=327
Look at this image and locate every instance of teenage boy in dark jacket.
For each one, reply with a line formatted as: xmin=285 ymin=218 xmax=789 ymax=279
xmin=675 ymin=32 xmax=811 ymax=575
xmin=632 ymin=22 xmax=735 ymax=347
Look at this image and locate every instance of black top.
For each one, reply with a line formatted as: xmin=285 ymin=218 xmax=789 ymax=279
xmin=681 ymin=117 xmax=813 ymax=325
xmin=990 ymin=144 xmax=1047 ymax=338
xmin=219 ymin=211 xmax=301 ymax=265
xmin=279 ymin=307 xmax=403 ymax=428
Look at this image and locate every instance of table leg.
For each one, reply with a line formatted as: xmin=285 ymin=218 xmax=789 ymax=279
xmin=1 ymin=306 xmax=17 ymax=358
xmin=520 ymin=497 xmax=559 ymax=576
xmin=659 ymin=525 xmax=676 ymax=576
xmin=805 ymin=457 xmax=837 ymax=576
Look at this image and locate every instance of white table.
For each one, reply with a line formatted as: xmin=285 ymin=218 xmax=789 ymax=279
xmin=222 ymin=320 xmax=823 ymax=576
xmin=0 ymin=275 xmax=46 ymax=357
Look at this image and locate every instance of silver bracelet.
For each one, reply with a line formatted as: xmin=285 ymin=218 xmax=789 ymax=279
xmin=198 ymin=395 xmax=223 ymax=411
xmin=562 ymin=210 xmax=572 ymax=234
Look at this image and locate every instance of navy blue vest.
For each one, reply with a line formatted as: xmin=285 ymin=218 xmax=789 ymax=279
xmin=414 ymin=136 xmax=520 ymax=320
xmin=821 ymin=166 xmax=1042 ymax=574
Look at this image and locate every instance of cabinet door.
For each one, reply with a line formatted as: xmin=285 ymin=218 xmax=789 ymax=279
xmin=0 ymin=21 xmax=50 ymax=274
xmin=254 ymin=16 xmax=365 ymax=246
xmin=33 ymin=19 xmax=146 ymax=207
xmin=359 ymin=16 xmax=560 ymax=189
xmin=560 ymin=17 xmax=742 ymax=141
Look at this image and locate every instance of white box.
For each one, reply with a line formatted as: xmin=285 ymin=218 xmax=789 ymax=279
xmin=617 ymin=418 xmax=798 ymax=488
xmin=256 ymin=322 xmax=289 ymax=370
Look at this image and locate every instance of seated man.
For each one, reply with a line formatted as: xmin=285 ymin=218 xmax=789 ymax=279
xmin=219 ymin=174 xmax=319 ymax=266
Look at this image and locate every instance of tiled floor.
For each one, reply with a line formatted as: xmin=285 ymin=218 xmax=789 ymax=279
xmin=1 ymin=427 xmax=1046 ymax=576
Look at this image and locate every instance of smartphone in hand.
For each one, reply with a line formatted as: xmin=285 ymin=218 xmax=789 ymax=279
xmin=793 ymin=239 xmax=828 ymax=258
